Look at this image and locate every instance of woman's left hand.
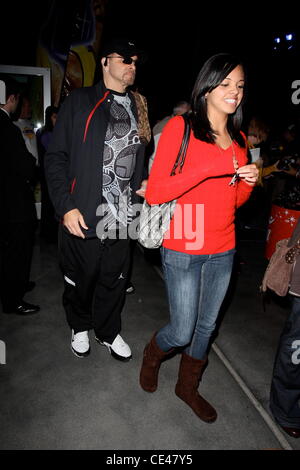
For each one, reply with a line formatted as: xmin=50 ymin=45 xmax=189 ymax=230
xmin=237 ymin=164 xmax=259 ymax=185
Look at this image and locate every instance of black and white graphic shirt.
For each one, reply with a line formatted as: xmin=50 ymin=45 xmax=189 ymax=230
xmin=101 ymin=92 xmax=141 ymax=235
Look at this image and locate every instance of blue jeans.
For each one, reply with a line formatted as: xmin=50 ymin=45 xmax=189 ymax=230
xmin=156 ymin=247 xmax=235 ymax=359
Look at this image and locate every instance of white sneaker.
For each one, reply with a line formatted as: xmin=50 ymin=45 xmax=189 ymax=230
xmin=71 ymin=330 xmax=90 ymax=358
xmin=95 ymin=334 xmax=132 ymax=362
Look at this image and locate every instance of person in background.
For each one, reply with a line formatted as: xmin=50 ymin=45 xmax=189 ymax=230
xmin=236 ymin=115 xmax=272 ymax=232
xmin=14 ymin=95 xmax=39 ymax=165
xmin=45 ymin=38 xmax=150 ymax=360
xmin=0 ymin=77 xmax=40 ymax=315
xmin=270 ymin=217 xmax=300 ymax=438
xmin=139 ymin=53 xmax=258 ymax=423
xmin=247 ymin=115 xmax=271 ymax=166
xmin=148 ymin=100 xmax=191 ymax=172
xmin=36 ymin=105 xmax=59 ymax=242
xmin=259 ymin=122 xmax=300 ymax=203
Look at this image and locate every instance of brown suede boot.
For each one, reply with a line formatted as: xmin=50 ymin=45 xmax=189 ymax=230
xmin=140 ymin=333 xmax=173 ymax=392
xmin=175 ymin=353 xmax=217 ymax=423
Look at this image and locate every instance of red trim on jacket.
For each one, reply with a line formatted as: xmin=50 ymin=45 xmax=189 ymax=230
xmin=70 ymin=177 xmax=76 ymax=194
xmin=83 ymin=90 xmax=110 ymax=143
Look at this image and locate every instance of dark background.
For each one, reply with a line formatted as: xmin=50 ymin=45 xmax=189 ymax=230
xmin=1 ymin=0 xmax=299 ymax=130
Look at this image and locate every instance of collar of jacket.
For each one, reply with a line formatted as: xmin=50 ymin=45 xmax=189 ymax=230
xmin=83 ymin=81 xmax=138 ymax=143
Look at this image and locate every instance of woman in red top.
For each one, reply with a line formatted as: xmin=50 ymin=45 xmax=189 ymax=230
xmin=139 ymin=53 xmax=259 ymax=423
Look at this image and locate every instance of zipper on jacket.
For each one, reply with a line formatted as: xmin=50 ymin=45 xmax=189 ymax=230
xmin=83 ymin=90 xmax=110 ymax=143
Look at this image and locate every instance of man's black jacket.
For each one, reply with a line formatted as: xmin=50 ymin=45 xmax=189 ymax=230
xmin=0 ymin=109 xmax=36 ymax=224
xmin=44 ymin=81 xmax=146 ymax=238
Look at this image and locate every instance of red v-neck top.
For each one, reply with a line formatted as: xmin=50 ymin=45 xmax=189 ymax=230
xmin=145 ymin=116 xmax=253 ymax=254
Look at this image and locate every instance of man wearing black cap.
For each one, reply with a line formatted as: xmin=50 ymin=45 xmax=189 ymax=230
xmin=45 ymin=38 xmax=151 ymax=361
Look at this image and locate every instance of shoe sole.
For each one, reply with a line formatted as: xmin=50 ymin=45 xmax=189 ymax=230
xmin=126 ymin=288 xmax=135 ymax=294
xmin=71 ymin=345 xmax=90 ymax=358
xmin=95 ymin=337 xmax=132 ymax=362
xmin=3 ymin=310 xmax=39 ymax=315
xmin=16 ymin=310 xmax=40 ymax=315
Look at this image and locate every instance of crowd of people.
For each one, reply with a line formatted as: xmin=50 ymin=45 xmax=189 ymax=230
xmin=1 ymin=37 xmax=300 ymax=440
xmin=239 ymin=116 xmax=300 ymax=233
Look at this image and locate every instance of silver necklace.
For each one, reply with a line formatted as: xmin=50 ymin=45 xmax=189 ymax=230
xmin=216 ymin=136 xmax=239 ymax=186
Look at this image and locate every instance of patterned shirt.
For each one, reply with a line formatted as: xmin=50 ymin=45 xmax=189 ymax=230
xmin=101 ymin=92 xmax=141 ymax=237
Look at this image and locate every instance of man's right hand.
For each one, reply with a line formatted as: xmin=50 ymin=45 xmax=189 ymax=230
xmin=63 ymin=209 xmax=88 ymax=238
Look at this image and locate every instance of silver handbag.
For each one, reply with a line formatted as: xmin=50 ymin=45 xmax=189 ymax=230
xmin=138 ymin=115 xmax=191 ymax=249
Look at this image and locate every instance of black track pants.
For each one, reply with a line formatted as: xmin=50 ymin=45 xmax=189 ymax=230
xmin=59 ymin=227 xmax=131 ymax=343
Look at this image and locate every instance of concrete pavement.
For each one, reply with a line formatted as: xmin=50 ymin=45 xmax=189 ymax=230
xmin=0 ymin=233 xmax=299 ymax=450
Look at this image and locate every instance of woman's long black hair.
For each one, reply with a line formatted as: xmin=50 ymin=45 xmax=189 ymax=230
xmin=190 ymin=53 xmax=246 ymax=148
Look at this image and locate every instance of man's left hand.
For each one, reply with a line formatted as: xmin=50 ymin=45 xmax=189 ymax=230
xmin=136 ymin=179 xmax=147 ymax=198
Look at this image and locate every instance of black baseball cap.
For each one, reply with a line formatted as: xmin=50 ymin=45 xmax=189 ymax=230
xmin=101 ymin=37 xmax=146 ymax=62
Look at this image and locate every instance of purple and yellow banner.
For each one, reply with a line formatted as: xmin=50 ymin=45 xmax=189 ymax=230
xmin=37 ymin=0 xmax=108 ymax=106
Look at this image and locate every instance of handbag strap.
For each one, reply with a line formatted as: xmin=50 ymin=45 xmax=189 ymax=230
xmin=170 ymin=114 xmax=191 ymax=176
